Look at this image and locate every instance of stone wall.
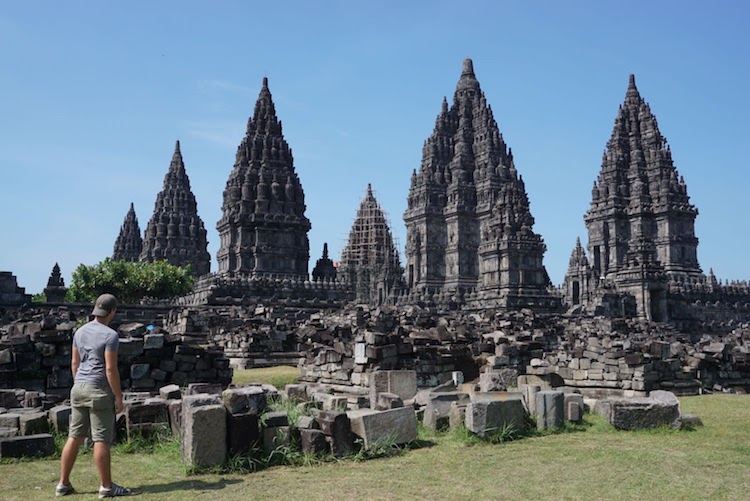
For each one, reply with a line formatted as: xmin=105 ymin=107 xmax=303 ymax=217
xmin=298 ymin=306 xmax=750 ymax=397
xmin=0 ymin=305 xmax=231 ymax=396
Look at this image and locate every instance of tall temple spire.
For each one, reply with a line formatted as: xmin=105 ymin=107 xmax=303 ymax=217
xmin=140 ymin=141 xmax=211 ymax=276
xmin=574 ymin=74 xmax=702 ymax=320
xmin=113 ymin=202 xmax=143 ymax=262
xmin=404 ymin=58 xmax=556 ymax=310
xmin=585 ymin=74 xmax=700 ymax=282
xmin=216 ymin=77 xmax=310 ymax=278
xmin=341 ymin=184 xmax=402 ymax=303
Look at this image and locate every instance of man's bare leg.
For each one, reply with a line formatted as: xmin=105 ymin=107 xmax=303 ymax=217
xmin=59 ymin=436 xmax=85 ymax=485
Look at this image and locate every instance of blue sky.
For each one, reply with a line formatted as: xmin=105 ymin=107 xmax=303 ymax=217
xmin=2 ymin=1 xmax=749 ymax=294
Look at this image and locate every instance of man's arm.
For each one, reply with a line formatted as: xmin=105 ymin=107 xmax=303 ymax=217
xmin=104 ymin=350 xmax=124 ymax=413
xmin=71 ymin=347 xmax=80 ymax=380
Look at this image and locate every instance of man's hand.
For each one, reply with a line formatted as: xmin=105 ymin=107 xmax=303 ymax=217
xmin=115 ymin=395 xmax=124 ymax=414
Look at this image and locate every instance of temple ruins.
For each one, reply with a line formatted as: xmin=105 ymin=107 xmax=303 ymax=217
xmin=2 ymin=58 xmax=750 ymax=460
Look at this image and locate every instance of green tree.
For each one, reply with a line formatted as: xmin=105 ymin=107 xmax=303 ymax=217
xmin=66 ymin=258 xmax=194 ymax=304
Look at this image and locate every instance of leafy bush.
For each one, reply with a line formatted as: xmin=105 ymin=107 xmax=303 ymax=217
xmin=66 ymin=258 xmax=194 ymax=304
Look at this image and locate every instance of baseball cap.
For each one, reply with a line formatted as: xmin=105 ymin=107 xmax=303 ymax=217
xmin=91 ymin=293 xmax=118 ymax=317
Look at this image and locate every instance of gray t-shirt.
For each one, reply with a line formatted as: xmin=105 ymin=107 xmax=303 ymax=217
xmin=72 ymin=320 xmax=119 ymax=387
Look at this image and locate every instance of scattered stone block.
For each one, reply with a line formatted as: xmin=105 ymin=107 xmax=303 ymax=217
xmin=226 ymin=412 xmax=259 ymax=456
xmin=0 ymin=428 xmax=17 ymax=438
xmin=181 ymin=402 xmax=226 ymax=468
xmin=423 ymin=392 xmax=470 ymax=431
xmin=263 ymin=411 xmax=289 ymax=428
xmin=130 ymin=364 xmax=151 ymax=380
xmin=0 ymin=433 xmax=55 ymax=458
xmin=118 ymin=322 xmax=147 ymax=338
xmin=519 ymin=384 xmax=541 ymax=414
xmin=222 ymin=387 xmax=267 ymax=415
xmin=480 ymin=369 xmax=518 ymax=392
xmin=471 ymin=391 xmax=524 ymax=403
xmin=168 ymin=400 xmax=182 ymax=438
xmin=0 ymin=390 xmax=19 ymax=408
xmin=376 ymin=392 xmax=403 ymax=411
xmin=263 ymin=426 xmax=290 ymax=452
xmin=284 ymin=384 xmax=307 ymax=401
xmin=313 ymin=392 xmax=347 ymax=411
xmin=297 ymin=415 xmax=318 ymax=430
xmin=465 ymin=399 xmax=527 ymax=437
xmin=159 ymin=384 xmax=181 ymax=400
xmin=675 ymin=414 xmax=703 ymax=429
xmin=564 ymin=393 xmax=584 ymax=423
xmin=369 ymin=370 xmax=417 ymax=408
xmin=348 ymin=407 xmax=418 ymax=449
xmin=19 ymin=411 xmax=49 ymax=436
xmin=300 ymin=429 xmax=329 ymax=454
xmin=449 ymin=402 xmax=467 ymax=431
xmin=317 ymin=411 xmax=354 ymax=457
xmin=187 ymin=383 xmax=222 ymax=395
xmin=606 ymin=391 xmax=680 ymax=430
xmin=536 ymin=391 xmax=564 ymax=430
xmin=126 ymin=401 xmax=169 ymax=438
xmin=0 ymin=413 xmax=20 ymax=429
xmin=143 ymin=333 xmax=165 ymax=350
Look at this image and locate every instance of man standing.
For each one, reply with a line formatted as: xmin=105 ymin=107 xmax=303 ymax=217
xmin=56 ymin=293 xmax=132 ymax=497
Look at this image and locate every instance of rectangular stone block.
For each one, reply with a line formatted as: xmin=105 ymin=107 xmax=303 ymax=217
xmin=313 ymin=392 xmax=348 ymax=411
xmin=536 ymin=391 xmax=564 ymax=430
xmin=169 ymin=400 xmax=182 ymax=438
xmin=222 ymin=386 xmax=267 ymax=415
xmin=348 ymin=407 xmax=418 ymax=450
xmin=19 ymin=411 xmax=49 ymax=436
xmin=300 ymin=429 xmax=329 ymax=454
xmin=226 ymin=412 xmax=259 ymax=456
xmin=181 ymin=403 xmax=226 ymax=468
xmin=369 ymin=370 xmax=417 ymax=408
xmin=49 ymin=405 xmax=72 ymax=435
xmin=0 ymin=433 xmax=55 ymax=458
xmin=607 ymin=391 xmax=680 ymax=430
xmin=143 ymin=333 xmax=165 ymax=350
xmin=423 ymin=392 xmax=470 ymax=431
xmin=564 ymin=393 xmax=584 ymax=423
xmin=465 ymin=399 xmax=527 ymax=437
xmin=317 ymin=411 xmax=354 ymax=457
xmin=0 ymin=413 xmax=20 ymax=429
xmin=126 ymin=401 xmax=169 ymax=438
xmin=263 ymin=426 xmax=290 ymax=453
xmin=187 ymin=383 xmax=222 ymax=395
xmin=159 ymin=384 xmax=181 ymax=400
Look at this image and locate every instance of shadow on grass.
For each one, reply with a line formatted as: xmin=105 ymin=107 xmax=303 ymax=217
xmin=137 ymin=477 xmax=243 ymax=495
xmin=407 ymin=438 xmax=438 ymax=450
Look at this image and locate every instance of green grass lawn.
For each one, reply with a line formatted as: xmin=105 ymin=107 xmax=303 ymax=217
xmin=2 ymin=375 xmax=749 ymax=500
xmin=231 ymin=365 xmax=300 ymax=389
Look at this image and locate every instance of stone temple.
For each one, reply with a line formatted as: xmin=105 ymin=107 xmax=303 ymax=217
xmin=338 ymin=184 xmax=403 ymax=304
xmin=403 ymin=58 xmax=558 ymax=310
xmin=139 ymin=141 xmax=211 ymax=276
xmin=112 ymin=202 xmax=143 ymax=262
xmin=562 ymin=74 xmax=750 ymax=326
xmin=216 ymin=77 xmax=311 ymax=279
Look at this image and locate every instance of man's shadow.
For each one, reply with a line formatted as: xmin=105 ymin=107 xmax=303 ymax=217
xmin=135 ymin=477 xmax=243 ymax=495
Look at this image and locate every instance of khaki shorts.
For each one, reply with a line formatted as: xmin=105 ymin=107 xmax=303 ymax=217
xmin=69 ymin=382 xmax=116 ymax=443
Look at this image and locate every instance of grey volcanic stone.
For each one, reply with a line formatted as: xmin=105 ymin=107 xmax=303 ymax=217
xmin=607 ymin=391 xmax=680 ymax=430
xmin=465 ymin=399 xmax=527 ymax=437
xmin=348 ymin=407 xmax=418 ymax=449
